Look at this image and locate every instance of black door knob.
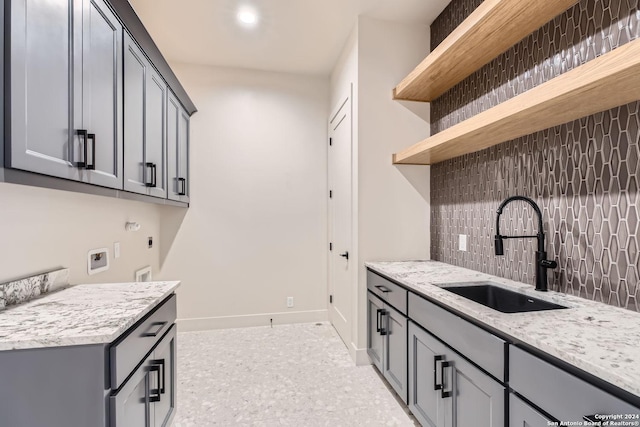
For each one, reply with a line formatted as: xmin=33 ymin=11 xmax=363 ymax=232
xmin=339 ymin=251 xmax=349 ymax=260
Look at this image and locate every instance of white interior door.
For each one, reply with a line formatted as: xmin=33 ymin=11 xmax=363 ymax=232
xmin=328 ymin=95 xmax=352 ymax=347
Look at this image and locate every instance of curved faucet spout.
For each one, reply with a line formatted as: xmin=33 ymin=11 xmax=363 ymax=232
xmin=494 ymin=195 xmax=556 ymax=291
xmin=495 ymin=196 xmax=544 ymax=237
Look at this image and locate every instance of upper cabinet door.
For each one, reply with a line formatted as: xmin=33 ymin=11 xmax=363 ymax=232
xmin=8 ymin=0 xmax=82 ymax=181
xmin=80 ymin=0 xmax=123 ymax=189
xmin=167 ymin=92 xmax=190 ymax=203
xmin=123 ymin=32 xmax=149 ymax=195
xmin=123 ymin=32 xmax=167 ymax=198
xmin=178 ymin=107 xmax=190 ymax=203
xmin=145 ymin=70 xmax=168 ymax=199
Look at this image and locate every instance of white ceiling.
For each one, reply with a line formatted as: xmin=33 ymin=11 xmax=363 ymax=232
xmin=128 ymin=0 xmax=451 ymax=76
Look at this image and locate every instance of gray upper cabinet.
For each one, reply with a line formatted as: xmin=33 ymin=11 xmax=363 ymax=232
xmin=8 ymin=0 xmax=81 ymax=181
xmin=123 ymin=31 xmax=167 ymax=198
xmin=5 ymin=0 xmax=194 ymax=203
xmin=167 ymin=92 xmax=190 ymax=203
xmin=80 ymin=0 xmax=123 ymax=188
xmin=8 ymin=0 xmax=123 ymax=189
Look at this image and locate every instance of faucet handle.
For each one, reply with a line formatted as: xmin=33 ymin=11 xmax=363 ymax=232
xmin=540 ymin=259 xmax=557 ymax=269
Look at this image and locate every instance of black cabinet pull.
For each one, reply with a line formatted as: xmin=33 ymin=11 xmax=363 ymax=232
xmin=145 ymin=163 xmax=157 ymax=187
xmin=379 ymin=309 xmax=388 ymax=336
xmin=178 ymin=177 xmax=186 ymax=195
xmin=148 ymin=364 xmax=161 ymax=402
xmin=142 ymin=321 xmax=167 ymax=337
xmin=441 ymin=360 xmax=453 ymax=398
xmin=76 ymin=129 xmax=88 ymax=168
xmin=375 ymin=285 xmax=391 ymax=293
xmin=86 ymin=133 xmax=96 ymax=170
xmin=339 ymin=251 xmax=349 ymax=260
xmin=376 ymin=308 xmax=382 ymax=332
xmin=151 ymin=359 xmax=166 ymax=394
xmin=433 ymin=355 xmax=444 ymax=390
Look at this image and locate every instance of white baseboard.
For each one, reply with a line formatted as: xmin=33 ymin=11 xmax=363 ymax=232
xmin=177 ymin=309 xmax=329 ymax=332
xmin=349 ymin=342 xmax=372 ymax=366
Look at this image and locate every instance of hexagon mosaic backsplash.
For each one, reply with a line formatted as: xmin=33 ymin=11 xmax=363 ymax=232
xmin=430 ymin=0 xmax=640 ymax=311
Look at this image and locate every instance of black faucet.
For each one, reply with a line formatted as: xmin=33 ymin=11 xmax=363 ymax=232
xmin=494 ymin=196 xmax=557 ymax=292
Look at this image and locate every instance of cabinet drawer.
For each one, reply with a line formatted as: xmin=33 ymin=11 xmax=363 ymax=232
xmin=510 ymin=346 xmax=640 ymax=421
xmin=110 ymin=294 xmax=177 ymax=390
xmin=408 ymin=292 xmax=505 ymax=381
xmin=110 ymin=325 xmax=176 ymax=427
xmin=367 ymin=270 xmax=407 ymax=315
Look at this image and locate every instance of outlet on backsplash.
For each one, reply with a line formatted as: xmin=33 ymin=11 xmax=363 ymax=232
xmin=458 ymin=234 xmax=468 ymax=252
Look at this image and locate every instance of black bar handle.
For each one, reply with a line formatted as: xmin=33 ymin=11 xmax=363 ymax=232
xmin=376 ymin=308 xmax=382 ymax=333
xmin=86 ymin=133 xmax=96 ymax=170
xmin=148 ymin=364 xmax=161 ymax=402
xmin=375 ymin=285 xmax=391 ymax=293
xmin=339 ymin=251 xmax=349 ymax=260
xmin=433 ymin=355 xmax=444 ymax=390
xmin=152 ymin=164 xmax=157 ymax=188
xmin=151 ymin=359 xmax=166 ymax=394
xmin=76 ymin=129 xmax=88 ymax=168
xmin=441 ymin=361 xmax=453 ymax=398
xmin=145 ymin=163 xmax=157 ymax=187
xmin=379 ymin=309 xmax=388 ymax=335
xmin=142 ymin=321 xmax=167 ymax=337
xmin=178 ymin=177 xmax=186 ymax=195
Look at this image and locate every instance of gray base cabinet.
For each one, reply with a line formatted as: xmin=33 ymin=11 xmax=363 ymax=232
xmin=408 ymin=321 xmax=504 ymax=427
xmin=0 ymin=294 xmax=177 ymax=427
xmin=408 ymin=322 xmax=448 ymax=427
xmin=367 ymin=291 xmax=408 ymax=403
xmin=110 ymin=325 xmax=176 ymax=427
xmin=510 ymin=394 xmax=552 ymax=427
xmin=366 ymin=267 xmax=640 ymax=427
xmin=510 ymin=345 xmax=640 ymax=423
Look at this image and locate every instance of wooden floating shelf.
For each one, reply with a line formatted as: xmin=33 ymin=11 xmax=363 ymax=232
xmin=393 ymin=0 xmax=580 ymax=102
xmin=392 ymin=39 xmax=640 ymax=165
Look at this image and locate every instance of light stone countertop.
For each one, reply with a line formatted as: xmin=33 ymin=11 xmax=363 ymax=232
xmin=365 ymin=260 xmax=640 ymax=399
xmin=0 ymin=281 xmax=180 ymax=351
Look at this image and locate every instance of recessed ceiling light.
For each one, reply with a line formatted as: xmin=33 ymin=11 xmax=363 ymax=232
xmin=237 ymin=6 xmax=258 ymax=27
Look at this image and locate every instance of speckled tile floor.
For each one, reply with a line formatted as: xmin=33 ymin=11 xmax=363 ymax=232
xmin=173 ymin=322 xmax=417 ymax=426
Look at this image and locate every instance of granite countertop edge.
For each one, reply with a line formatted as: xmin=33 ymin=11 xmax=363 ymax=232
xmin=0 ymin=281 xmax=181 ymax=351
xmin=365 ymin=260 xmax=640 ymax=399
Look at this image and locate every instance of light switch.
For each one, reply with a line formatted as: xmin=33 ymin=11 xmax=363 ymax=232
xmin=458 ymin=234 xmax=468 ymax=252
xmin=114 ymin=242 xmax=121 ymax=259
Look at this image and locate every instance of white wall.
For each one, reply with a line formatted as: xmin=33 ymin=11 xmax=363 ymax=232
xmin=158 ymin=63 xmax=330 ymax=330
xmin=0 ymin=183 xmax=161 ymax=285
xmin=330 ymin=17 xmax=431 ymax=363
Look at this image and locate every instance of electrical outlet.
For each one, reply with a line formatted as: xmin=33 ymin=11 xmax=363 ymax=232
xmin=114 ymin=242 xmax=121 ymax=259
xmin=148 ymin=237 xmax=153 ymax=248
xmin=458 ymin=234 xmax=468 ymax=251
xmin=287 ymin=297 xmax=294 ymax=308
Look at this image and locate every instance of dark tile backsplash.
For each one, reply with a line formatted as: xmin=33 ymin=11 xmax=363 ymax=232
xmin=430 ymin=0 xmax=640 ymax=311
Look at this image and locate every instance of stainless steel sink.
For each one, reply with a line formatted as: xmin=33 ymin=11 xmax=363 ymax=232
xmin=441 ymin=282 xmax=568 ymax=313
